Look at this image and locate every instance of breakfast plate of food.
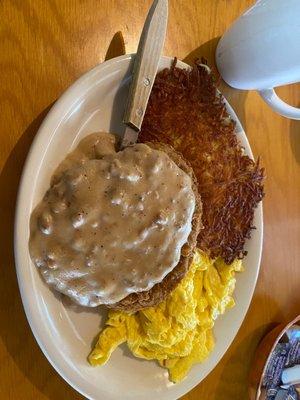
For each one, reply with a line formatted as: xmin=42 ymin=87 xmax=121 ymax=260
xmin=14 ymin=2 xmax=264 ymax=399
xmin=14 ymin=52 xmax=264 ymax=400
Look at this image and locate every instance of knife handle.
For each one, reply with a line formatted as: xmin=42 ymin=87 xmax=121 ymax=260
xmin=123 ymin=0 xmax=168 ymax=131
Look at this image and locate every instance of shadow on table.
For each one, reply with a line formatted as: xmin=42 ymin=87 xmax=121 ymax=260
xmin=0 ymin=104 xmax=82 ymax=399
xmin=183 ymin=37 xmax=249 ymax=133
xmin=290 ymin=114 xmax=300 ymax=164
xmin=183 ymin=36 xmax=220 ymax=69
xmin=105 ymin=31 xmax=126 ymax=61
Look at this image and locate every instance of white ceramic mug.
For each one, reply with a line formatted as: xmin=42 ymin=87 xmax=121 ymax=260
xmin=216 ymin=0 xmax=300 ymax=120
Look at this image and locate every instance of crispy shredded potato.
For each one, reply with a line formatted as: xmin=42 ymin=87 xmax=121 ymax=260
xmin=139 ymin=59 xmax=265 ymax=263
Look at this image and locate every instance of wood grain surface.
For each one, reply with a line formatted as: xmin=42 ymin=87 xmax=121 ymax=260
xmin=0 ymin=1 xmax=299 ymax=399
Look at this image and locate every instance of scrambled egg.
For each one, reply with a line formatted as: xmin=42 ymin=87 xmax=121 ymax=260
xmin=89 ymin=250 xmax=243 ymax=382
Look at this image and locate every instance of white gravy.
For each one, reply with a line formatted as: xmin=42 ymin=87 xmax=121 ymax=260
xmin=29 ymin=132 xmax=195 ymax=306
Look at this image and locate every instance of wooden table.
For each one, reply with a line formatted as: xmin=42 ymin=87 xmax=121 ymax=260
xmin=0 ymin=1 xmax=299 ymax=399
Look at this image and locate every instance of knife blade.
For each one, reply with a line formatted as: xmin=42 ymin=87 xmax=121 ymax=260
xmin=121 ymin=0 xmax=168 ymax=148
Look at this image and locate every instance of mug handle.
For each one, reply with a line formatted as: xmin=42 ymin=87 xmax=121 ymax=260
xmin=259 ymin=88 xmax=300 ymax=120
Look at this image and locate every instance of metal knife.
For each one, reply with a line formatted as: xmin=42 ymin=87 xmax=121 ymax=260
xmin=121 ymin=0 xmax=168 ymax=148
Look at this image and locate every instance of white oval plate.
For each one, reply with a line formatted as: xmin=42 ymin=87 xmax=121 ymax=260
xmin=14 ymin=55 xmax=263 ymax=400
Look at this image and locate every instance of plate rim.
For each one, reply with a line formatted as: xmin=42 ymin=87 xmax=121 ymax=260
xmin=14 ymin=54 xmax=263 ymax=400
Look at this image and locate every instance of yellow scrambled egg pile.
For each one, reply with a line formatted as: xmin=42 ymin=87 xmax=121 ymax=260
xmin=89 ymin=250 xmax=243 ymax=382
